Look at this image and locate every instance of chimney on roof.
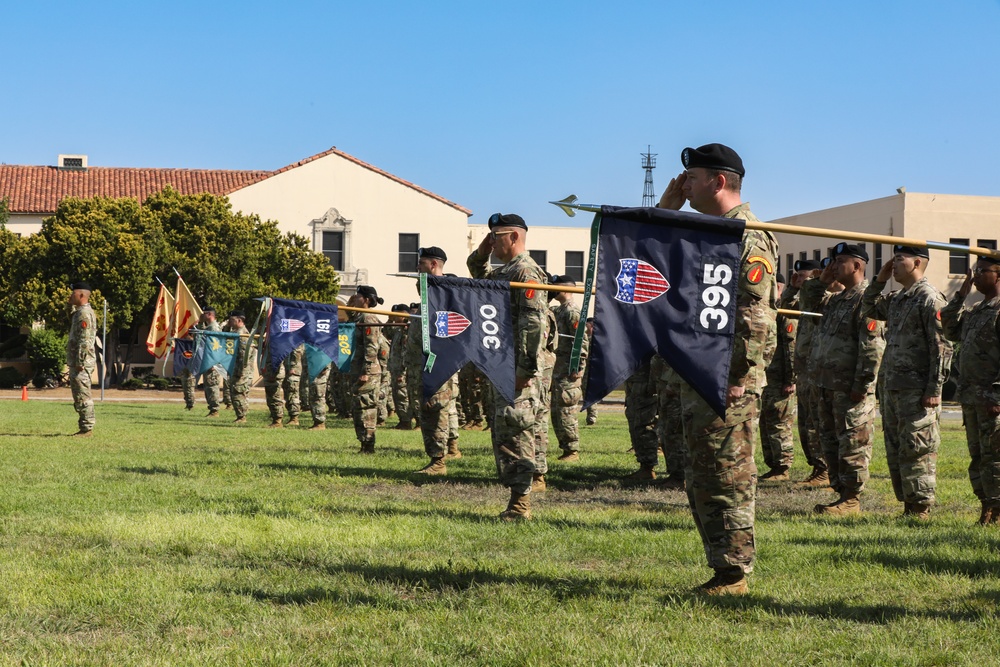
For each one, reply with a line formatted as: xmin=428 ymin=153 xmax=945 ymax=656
xmin=58 ymin=154 xmax=88 ymax=171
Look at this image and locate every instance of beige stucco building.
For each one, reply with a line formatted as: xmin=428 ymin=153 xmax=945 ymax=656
xmin=773 ymin=191 xmax=1000 ymax=300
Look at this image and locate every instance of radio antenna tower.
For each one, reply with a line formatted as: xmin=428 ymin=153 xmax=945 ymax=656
xmin=641 ymin=145 xmax=657 ymax=206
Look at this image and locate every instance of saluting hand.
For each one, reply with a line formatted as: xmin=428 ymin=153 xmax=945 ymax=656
xmin=958 ymin=270 xmax=974 ymax=298
xmin=877 ymin=260 xmax=894 ymax=282
xmin=658 ymin=172 xmax=687 ymax=210
xmin=478 ymin=233 xmax=495 ymax=257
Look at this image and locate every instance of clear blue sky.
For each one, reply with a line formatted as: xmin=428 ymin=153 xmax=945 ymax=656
xmin=5 ymin=1 xmax=1000 ymax=227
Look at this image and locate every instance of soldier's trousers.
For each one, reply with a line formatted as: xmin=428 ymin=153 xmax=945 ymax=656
xmin=795 ymin=376 xmax=827 ymax=470
xmin=283 ymin=363 xmax=301 ymax=420
xmin=491 ymin=379 xmax=539 ymax=495
xmin=657 ymin=386 xmax=687 ymax=477
xmin=551 ymin=376 xmax=582 ymax=453
xmin=222 ymin=378 xmax=233 ymax=408
xmin=309 ymin=366 xmax=330 ymax=424
xmin=460 ymin=364 xmax=485 ymax=424
xmin=961 ymin=403 xmax=1000 ymax=506
xmin=882 ymin=388 xmax=939 ymax=505
xmin=816 ymin=388 xmax=875 ymax=496
xmin=626 ymin=363 xmax=659 ymax=466
xmin=263 ymin=363 xmax=287 ymax=422
xmin=182 ymin=369 xmax=197 ymax=409
xmin=352 ymin=374 xmax=379 ymax=446
xmin=391 ymin=372 xmax=412 ymax=424
xmin=534 ymin=370 xmax=553 ymax=475
xmin=378 ymin=369 xmax=391 ymax=424
xmin=759 ymin=385 xmax=796 ymax=471
xmin=232 ymin=377 xmax=252 ymax=419
xmin=71 ymin=365 xmax=95 ymax=432
xmin=420 ymin=374 xmax=457 ymax=459
xmin=681 ymin=387 xmax=757 ymax=574
xmin=203 ymin=367 xmax=221 ymax=413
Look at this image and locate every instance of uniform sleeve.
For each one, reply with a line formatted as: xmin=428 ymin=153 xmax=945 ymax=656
xmin=939 ymin=292 xmax=966 ymax=342
xmin=467 ymin=250 xmax=490 ymax=279
xmin=572 ymin=309 xmax=589 ymax=369
xmin=363 ymin=317 xmax=381 ymax=375
xmin=80 ymin=311 xmax=97 ymax=366
xmin=728 ymin=231 xmax=777 ymax=388
xmin=798 ymin=278 xmax=828 ymax=313
xmin=917 ymin=291 xmax=950 ymax=398
xmin=852 ymin=316 xmax=885 ymax=396
xmin=781 ymin=317 xmax=797 ymax=384
xmin=515 ymin=271 xmax=548 ymax=380
xmin=860 ymin=278 xmax=891 ymax=321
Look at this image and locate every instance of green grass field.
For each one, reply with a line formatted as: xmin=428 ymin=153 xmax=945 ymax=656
xmin=0 ymin=400 xmax=997 ymax=666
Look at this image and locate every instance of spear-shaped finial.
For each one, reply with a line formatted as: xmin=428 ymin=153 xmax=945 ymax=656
xmin=548 ymin=195 xmax=601 ymax=218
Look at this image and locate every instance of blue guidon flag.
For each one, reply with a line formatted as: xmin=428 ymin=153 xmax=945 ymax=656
xmin=614 ymin=259 xmax=670 ymax=304
xmin=262 ymin=297 xmax=342 ymax=381
xmin=583 ymin=205 xmax=746 ymax=417
xmin=422 ymin=275 xmax=516 ymax=404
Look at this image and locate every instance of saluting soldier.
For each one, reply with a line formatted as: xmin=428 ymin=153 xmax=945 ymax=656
xmin=66 ymin=281 xmax=97 ymax=436
xmin=759 ymin=272 xmax=797 ymax=481
xmin=940 ymin=253 xmax=1000 ymax=524
xmin=807 ymin=243 xmax=885 ymax=516
xmin=549 ymin=275 xmax=588 ymax=462
xmin=348 ymin=286 xmax=384 ymax=453
xmin=468 ymin=213 xmax=548 ymax=520
xmin=658 ymin=143 xmax=777 ymax=595
xmin=862 ymin=245 xmax=951 ymax=519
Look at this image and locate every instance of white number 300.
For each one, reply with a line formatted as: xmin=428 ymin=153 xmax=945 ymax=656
xmin=700 ymin=264 xmax=732 ymax=330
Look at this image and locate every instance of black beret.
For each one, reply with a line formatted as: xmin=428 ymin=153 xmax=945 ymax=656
xmin=550 ymin=274 xmax=577 ymax=286
xmin=976 ymin=254 xmax=1000 ymax=266
xmin=203 ymin=307 xmax=216 ymax=314
xmin=820 ymin=257 xmax=833 ymax=269
xmin=893 ymin=244 xmax=929 ymax=259
xmin=488 ymin=212 xmax=527 ymax=231
xmin=419 ymin=246 xmax=447 ymax=262
xmin=391 ymin=303 xmax=409 ymax=313
xmin=229 ymin=310 xmax=245 ymax=319
xmin=793 ymin=259 xmax=821 ymax=272
xmin=833 ymin=242 xmax=869 ymax=263
xmin=681 ymin=143 xmax=745 ymax=177
xmin=356 ymin=285 xmax=384 ymax=305
xmin=70 ymin=281 xmax=92 ymax=291
xmin=775 ymin=272 xmax=786 ymax=284
xmin=409 ymin=302 xmax=421 ymax=311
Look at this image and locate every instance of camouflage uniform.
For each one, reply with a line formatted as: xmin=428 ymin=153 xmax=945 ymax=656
xmin=264 ymin=343 xmax=304 ymax=424
xmin=533 ymin=307 xmax=558 ymax=476
xmin=583 ymin=328 xmax=598 ymax=425
xmin=405 ymin=305 xmax=460 ymax=460
xmin=551 ymin=300 xmax=588 ymax=455
xmin=377 ymin=331 xmax=391 ymax=425
xmin=459 ymin=363 xmax=487 ymax=428
xmin=652 ymin=355 xmax=687 ymax=479
xmin=67 ymin=302 xmax=97 ymax=433
xmin=350 ymin=312 xmax=382 ymax=451
xmin=807 ymin=278 xmax=885 ymax=499
xmin=308 ymin=359 xmax=331 ymax=426
xmin=221 ymin=321 xmax=234 ymax=408
xmin=681 ymin=204 xmax=776 ymax=577
xmin=940 ymin=291 xmax=1000 ymax=514
xmin=626 ymin=362 xmax=659 ymax=468
xmin=759 ymin=305 xmax=797 ymax=473
xmin=282 ymin=344 xmax=303 ymax=422
xmin=181 ymin=363 xmax=198 ymax=410
xmin=388 ymin=323 xmax=413 ymax=427
xmin=863 ymin=276 xmax=950 ymax=508
xmin=784 ymin=286 xmax=828 ymax=476
xmin=200 ymin=319 xmax=223 ymax=414
xmin=468 ymin=249 xmax=548 ymax=496
xmin=230 ymin=325 xmax=254 ymax=420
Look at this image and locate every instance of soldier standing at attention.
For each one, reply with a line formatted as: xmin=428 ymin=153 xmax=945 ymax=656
xmin=282 ymin=344 xmax=304 ymax=426
xmin=67 ymin=281 xmax=97 ymax=436
xmin=622 ymin=363 xmax=659 ymax=481
xmin=197 ymin=308 xmax=224 ymax=418
xmin=759 ymin=272 xmax=797 ymax=481
xmin=940 ymin=254 xmax=1000 ymax=525
xmin=388 ymin=305 xmax=414 ymax=429
xmin=376 ymin=328 xmax=392 ymax=426
xmin=808 ymin=243 xmax=885 ymax=516
xmin=652 ymin=355 xmax=687 ymax=490
xmin=410 ymin=247 xmax=462 ymax=475
xmin=862 ymin=245 xmax=951 ymax=519
xmin=468 ymin=214 xmax=548 ymax=520
xmin=228 ymin=310 xmax=254 ymax=425
xmin=582 ymin=318 xmax=598 ymax=426
xmin=658 ymin=143 xmax=777 ymax=595
xmin=531 ymin=291 xmax=558 ymax=492
xmin=348 ymin=286 xmax=383 ymax=453
xmin=549 ymin=275 xmax=588 ymax=462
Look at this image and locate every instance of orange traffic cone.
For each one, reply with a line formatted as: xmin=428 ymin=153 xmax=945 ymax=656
xmin=21 ymin=385 xmax=28 ymax=401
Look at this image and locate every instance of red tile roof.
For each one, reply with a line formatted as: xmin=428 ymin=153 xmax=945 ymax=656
xmin=0 ymin=147 xmax=471 ymax=216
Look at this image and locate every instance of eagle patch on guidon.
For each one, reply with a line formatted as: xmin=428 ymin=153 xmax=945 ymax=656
xmin=614 ymin=259 xmax=670 ymax=304
xmin=279 ymin=318 xmax=305 ymax=333
xmin=434 ymin=311 xmax=471 ymax=338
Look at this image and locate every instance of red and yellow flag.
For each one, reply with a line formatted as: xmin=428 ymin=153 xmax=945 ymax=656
xmin=145 ymin=284 xmax=175 ymax=358
xmin=173 ymin=276 xmax=203 ymax=340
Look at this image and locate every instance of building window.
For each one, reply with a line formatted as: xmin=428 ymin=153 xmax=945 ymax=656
xmin=323 ymin=231 xmax=344 ymax=271
xmin=978 ymin=239 xmax=997 ymax=251
xmin=564 ymin=251 xmax=584 ymax=282
xmin=799 ymin=251 xmax=807 ymax=262
xmin=786 ymin=253 xmax=793 ymax=273
xmin=874 ymin=243 xmax=883 ymax=275
xmin=813 ymin=249 xmax=821 ymax=261
xmin=529 ymin=250 xmax=547 ymax=272
xmin=950 ymin=238 xmax=970 ymax=275
xmin=398 ymin=234 xmax=419 ymax=272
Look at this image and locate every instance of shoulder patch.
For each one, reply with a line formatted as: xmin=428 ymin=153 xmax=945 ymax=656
xmin=936 ymin=310 xmax=941 ymax=321
xmin=786 ymin=323 xmax=794 ymax=333
xmin=366 ymin=327 xmax=371 ymax=336
xmin=747 ymin=255 xmax=774 ymax=274
xmin=524 ymin=280 xmax=539 ymax=300
xmin=866 ymin=319 xmax=877 ymax=332
xmin=746 ymin=264 xmax=765 ymax=284
xmin=81 ymin=321 xmax=88 ymax=329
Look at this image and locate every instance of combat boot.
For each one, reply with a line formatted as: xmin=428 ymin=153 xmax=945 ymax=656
xmin=557 ymin=451 xmax=580 ymax=462
xmin=623 ymin=464 xmax=656 ymax=483
xmin=760 ymin=466 xmax=790 ymax=482
xmin=795 ymin=467 xmax=830 ymax=489
xmin=394 ymin=421 xmax=413 ymax=430
xmin=978 ymin=502 xmax=992 ymax=525
xmin=286 ymin=416 xmax=300 ymax=427
xmin=206 ymin=411 xmax=219 ymax=418
xmin=499 ymin=491 xmax=532 ymax=521
xmin=445 ymin=438 xmax=462 ymax=460
xmin=268 ymin=420 xmax=283 ymax=428
xmin=309 ymin=422 xmax=326 ymax=431
xmin=904 ymin=502 xmax=931 ymax=520
xmin=233 ymin=417 xmax=247 ymax=425
xmin=415 ymin=457 xmax=447 ymax=475
xmin=531 ymin=474 xmax=546 ymax=493
xmin=660 ymin=474 xmax=685 ymax=491
xmin=72 ymin=430 xmax=93 ymax=438
xmin=985 ymin=505 xmax=1000 ymax=526
xmin=815 ymin=494 xmax=861 ymax=516
xmin=698 ymin=569 xmax=748 ymax=596
xmin=359 ymin=442 xmax=375 ymax=454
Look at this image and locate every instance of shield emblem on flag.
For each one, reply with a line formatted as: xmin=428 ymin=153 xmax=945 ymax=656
xmin=279 ymin=318 xmax=305 ymax=333
xmin=434 ymin=311 xmax=471 ymax=338
xmin=614 ymin=258 xmax=670 ymax=304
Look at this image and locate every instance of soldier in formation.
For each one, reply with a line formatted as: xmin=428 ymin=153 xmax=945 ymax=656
xmin=652 ymin=355 xmax=686 ymax=489
xmin=228 ymin=310 xmax=255 ymax=425
xmin=387 ymin=304 xmax=414 ymax=429
xmin=531 ymin=293 xmax=558 ymax=492
xmin=458 ymin=363 xmax=487 ymax=430
xmin=66 ymin=281 xmax=97 ymax=436
xmin=197 ymin=308 xmax=224 ymax=418
xmin=759 ymin=272 xmax=797 ymax=481
xmin=263 ymin=343 xmax=303 ymax=428
xmin=347 ymin=286 xmax=384 ymax=453
xmin=549 ymin=275 xmax=588 ymax=462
